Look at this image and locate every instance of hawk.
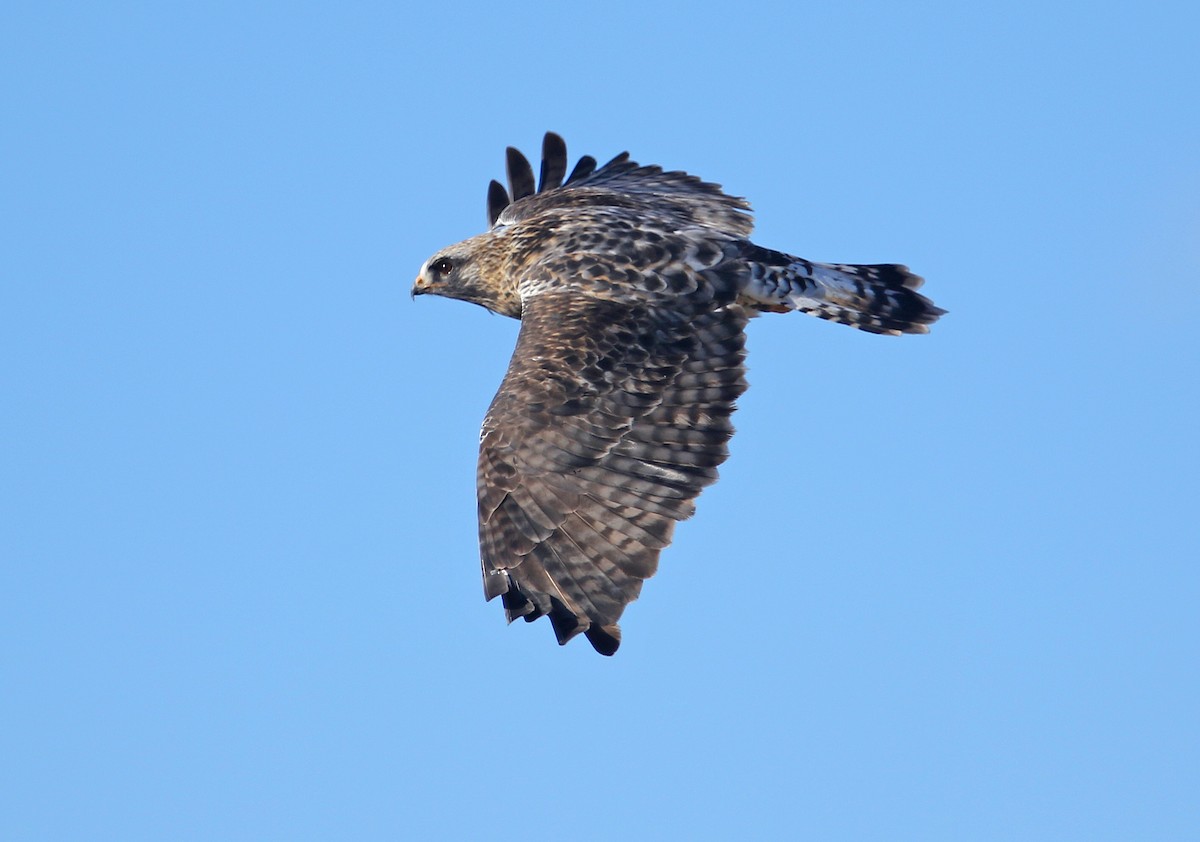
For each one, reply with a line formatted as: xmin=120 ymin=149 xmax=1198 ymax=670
xmin=413 ymin=133 xmax=944 ymax=655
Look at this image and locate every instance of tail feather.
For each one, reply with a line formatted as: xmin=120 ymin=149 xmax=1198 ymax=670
xmin=738 ymin=243 xmax=945 ymax=335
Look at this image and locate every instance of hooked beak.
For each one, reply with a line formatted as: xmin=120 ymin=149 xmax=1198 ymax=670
xmin=411 ymin=275 xmax=427 ymax=300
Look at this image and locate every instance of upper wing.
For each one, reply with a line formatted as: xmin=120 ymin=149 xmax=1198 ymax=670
xmin=477 ymin=291 xmax=748 ymax=654
xmin=486 ymin=132 xmax=754 ymax=238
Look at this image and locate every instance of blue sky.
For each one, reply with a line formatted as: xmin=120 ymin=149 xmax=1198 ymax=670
xmin=3 ymin=2 xmax=1197 ymax=839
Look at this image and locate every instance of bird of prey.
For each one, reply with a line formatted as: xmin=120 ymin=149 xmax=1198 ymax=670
xmin=413 ymin=133 xmax=944 ymax=655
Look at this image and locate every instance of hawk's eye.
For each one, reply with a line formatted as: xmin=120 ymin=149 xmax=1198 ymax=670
xmin=432 ymin=257 xmax=454 ymax=276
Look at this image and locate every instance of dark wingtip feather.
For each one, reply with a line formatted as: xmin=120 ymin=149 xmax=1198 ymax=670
xmin=483 ymin=570 xmax=509 ymax=602
xmin=487 ymin=179 xmax=510 ymax=227
xmin=500 ymin=587 xmax=534 ymax=621
xmin=584 ymin=624 xmax=621 ymax=656
xmin=548 ymin=604 xmax=585 ymax=645
xmin=539 ymin=132 xmax=568 ymax=192
xmin=601 ymin=151 xmax=631 ymax=170
xmin=566 ymin=154 xmax=597 ymax=184
xmin=506 ymin=146 xmax=536 ymax=201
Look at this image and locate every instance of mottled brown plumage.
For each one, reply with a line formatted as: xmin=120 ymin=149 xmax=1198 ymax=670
xmin=414 ymin=133 xmax=944 ymax=654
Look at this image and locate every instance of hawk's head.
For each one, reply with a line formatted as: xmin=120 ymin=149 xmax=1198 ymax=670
xmin=412 ymin=234 xmax=519 ymax=318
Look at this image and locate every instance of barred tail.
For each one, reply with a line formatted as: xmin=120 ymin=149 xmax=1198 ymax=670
xmin=738 ymin=243 xmax=946 ymax=335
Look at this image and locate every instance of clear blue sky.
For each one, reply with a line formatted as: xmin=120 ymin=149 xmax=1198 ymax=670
xmin=3 ymin=2 xmax=1197 ymax=839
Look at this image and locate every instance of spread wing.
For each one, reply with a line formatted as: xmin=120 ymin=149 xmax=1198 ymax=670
xmin=486 ymin=132 xmax=754 ymax=238
xmin=477 ymin=290 xmax=748 ymax=655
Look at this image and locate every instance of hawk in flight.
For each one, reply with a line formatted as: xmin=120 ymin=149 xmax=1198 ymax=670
xmin=413 ymin=133 xmax=944 ymax=655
